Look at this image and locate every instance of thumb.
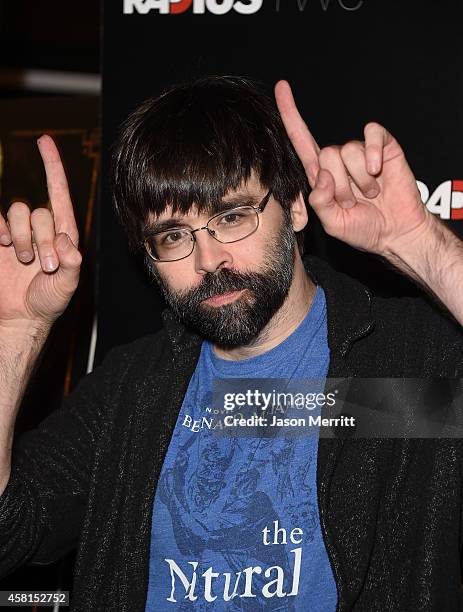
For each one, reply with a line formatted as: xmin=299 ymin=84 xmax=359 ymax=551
xmin=53 ymin=232 xmax=82 ymax=296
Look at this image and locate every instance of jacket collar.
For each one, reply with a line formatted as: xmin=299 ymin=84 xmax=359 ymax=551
xmin=303 ymin=255 xmax=375 ymax=359
xmin=161 ymin=254 xmax=375 ymax=361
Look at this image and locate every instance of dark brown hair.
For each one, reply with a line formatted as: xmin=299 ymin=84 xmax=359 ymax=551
xmin=111 ymin=75 xmax=309 ymax=254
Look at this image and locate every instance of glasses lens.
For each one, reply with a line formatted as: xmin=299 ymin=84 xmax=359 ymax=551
xmin=209 ymin=207 xmax=258 ymax=243
xmin=145 ymin=229 xmax=193 ymax=261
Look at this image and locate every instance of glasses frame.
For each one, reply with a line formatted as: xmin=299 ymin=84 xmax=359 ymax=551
xmin=143 ymin=190 xmax=272 ymax=263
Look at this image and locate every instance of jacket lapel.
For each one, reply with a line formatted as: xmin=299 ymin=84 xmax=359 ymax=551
xmin=305 ymin=256 xmax=394 ymax=610
xmin=123 ymin=317 xmax=203 ymax=612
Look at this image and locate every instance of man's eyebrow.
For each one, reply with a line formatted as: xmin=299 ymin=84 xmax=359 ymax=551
xmin=144 ymin=218 xmax=190 ymax=235
xmin=144 ymin=195 xmax=260 ymax=234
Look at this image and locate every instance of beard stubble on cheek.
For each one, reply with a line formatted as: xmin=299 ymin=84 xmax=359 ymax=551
xmin=149 ymin=219 xmax=297 ymax=349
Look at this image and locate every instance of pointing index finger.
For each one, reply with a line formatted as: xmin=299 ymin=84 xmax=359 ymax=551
xmin=275 ymin=80 xmax=320 ymax=187
xmin=37 ymin=135 xmax=79 ymax=248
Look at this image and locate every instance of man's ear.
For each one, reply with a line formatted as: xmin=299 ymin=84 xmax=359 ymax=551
xmin=290 ymin=192 xmax=308 ymax=232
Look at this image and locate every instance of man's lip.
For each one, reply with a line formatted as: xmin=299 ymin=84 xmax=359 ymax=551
xmin=201 ymin=289 xmax=245 ymax=306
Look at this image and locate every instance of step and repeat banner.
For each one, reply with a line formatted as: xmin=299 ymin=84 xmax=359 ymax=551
xmin=99 ymin=0 xmax=463 ymax=360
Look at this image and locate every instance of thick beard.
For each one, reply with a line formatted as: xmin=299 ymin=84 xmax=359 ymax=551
xmin=150 ymin=220 xmax=296 ymax=349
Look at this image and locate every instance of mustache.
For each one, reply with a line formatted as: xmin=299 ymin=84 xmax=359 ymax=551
xmin=180 ymin=269 xmax=261 ymax=307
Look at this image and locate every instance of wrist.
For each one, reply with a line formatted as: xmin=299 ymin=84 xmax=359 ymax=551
xmin=0 ymin=320 xmax=51 ymax=372
xmin=382 ymin=211 xmax=442 ymax=267
xmin=0 ymin=319 xmax=51 ymax=344
xmin=0 ymin=323 xmax=49 ymax=413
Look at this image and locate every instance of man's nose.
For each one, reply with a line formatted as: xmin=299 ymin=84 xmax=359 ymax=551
xmin=192 ymin=228 xmax=233 ymax=274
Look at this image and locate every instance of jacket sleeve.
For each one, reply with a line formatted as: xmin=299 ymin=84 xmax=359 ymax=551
xmin=411 ymin=296 xmax=463 ymax=376
xmin=0 ymin=341 xmax=134 ymax=577
xmin=373 ymin=294 xmax=463 ymax=377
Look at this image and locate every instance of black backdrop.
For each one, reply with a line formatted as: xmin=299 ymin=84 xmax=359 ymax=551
xmin=98 ymin=0 xmax=463 ymax=363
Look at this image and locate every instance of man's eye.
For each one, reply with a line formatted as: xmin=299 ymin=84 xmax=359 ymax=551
xmin=220 ymin=212 xmax=244 ymax=225
xmin=159 ymin=230 xmax=189 ymax=246
xmin=164 ymin=232 xmax=182 ymax=243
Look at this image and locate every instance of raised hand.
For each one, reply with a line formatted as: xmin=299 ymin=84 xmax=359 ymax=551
xmin=0 ymin=135 xmax=82 ymax=332
xmin=275 ymin=80 xmax=431 ymax=256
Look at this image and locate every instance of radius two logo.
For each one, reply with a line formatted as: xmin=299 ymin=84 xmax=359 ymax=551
xmin=124 ymin=0 xmax=263 ymax=14
xmin=417 ymin=180 xmax=463 ymax=220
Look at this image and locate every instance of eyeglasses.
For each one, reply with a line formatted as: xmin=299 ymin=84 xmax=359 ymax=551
xmin=143 ymin=190 xmax=272 ymax=262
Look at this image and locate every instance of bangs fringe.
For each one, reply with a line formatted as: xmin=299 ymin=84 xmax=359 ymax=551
xmin=111 ymin=76 xmax=308 ymax=252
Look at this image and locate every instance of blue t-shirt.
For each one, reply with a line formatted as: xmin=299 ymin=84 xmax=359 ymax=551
xmin=145 ymin=286 xmax=337 ymax=611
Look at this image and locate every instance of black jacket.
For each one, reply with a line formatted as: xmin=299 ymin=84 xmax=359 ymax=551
xmin=0 ymin=256 xmax=462 ymax=611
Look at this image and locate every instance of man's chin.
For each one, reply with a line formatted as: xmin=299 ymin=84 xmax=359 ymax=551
xmin=181 ymin=302 xmax=264 ymax=348
xmin=200 ymin=325 xmax=261 ymax=349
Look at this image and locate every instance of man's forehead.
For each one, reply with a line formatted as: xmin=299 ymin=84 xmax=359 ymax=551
xmin=147 ymin=176 xmax=265 ymax=224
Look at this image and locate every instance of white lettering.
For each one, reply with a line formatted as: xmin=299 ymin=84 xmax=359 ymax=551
xmin=194 ymin=0 xmax=206 ymax=11
xmin=234 ymin=0 xmax=263 ymax=14
xmin=124 ymin=0 xmax=170 ymax=13
xmin=262 ymin=524 xmax=270 ymax=545
xmin=124 ymin=0 xmax=363 ymax=14
xmin=425 ymin=180 xmax=452 ymax=220
xmin=203 ymin=567 xmax=219 ymax=602
xmin=290 ymin=527 xmax=303 ymax=544
xmin=124 ymin=0 xmax=147 ymax=13
xmin=162 ymin=547 xmax=302 ymax=602
xmin=288 ymin=547 xmax=302 ymax=596
xmin=453 ymin=190 xmax=463 ymax=210
xmin=262 ymin=565 xmax=286 ymax=598
xmin=205 ymin=0 xmax=234 ymax=14
xmin=241 ymin=566 xmax=262 ymax=597
xmin=271 ymin=520 xmax=287 ymax=545
xmin=417 ymin=180 xmax=430 ymax=205
xmin=223 ymin=571 xmax=242 ymax=601
xmin=201 ymin=417 xmax=213 ymax=429
xmin=165 ymin=559 xmax=198 ymax=602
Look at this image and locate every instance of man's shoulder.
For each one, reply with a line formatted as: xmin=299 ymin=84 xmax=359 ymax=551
xmin=305 ymin=253 xmax=460 ymax=329
xmin=305 ymin=254 xmax=463 ymax=375
xmin=93 ymin=312 xmax=202 ymax=384
xmin=97 ymin=328 xmax=169 ymax=373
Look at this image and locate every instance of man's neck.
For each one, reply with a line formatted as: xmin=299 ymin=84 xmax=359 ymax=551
xmin=212 ymin=256 xmax=316 ymax=361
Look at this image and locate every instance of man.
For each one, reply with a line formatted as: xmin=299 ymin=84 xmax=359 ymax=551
xmin=0 ymin=76 xmax=462 ymax=611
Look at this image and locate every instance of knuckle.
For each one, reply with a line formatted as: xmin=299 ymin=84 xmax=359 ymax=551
xmin=36 ymin=241 xmax=55 ymax=255
xmin=11 ymin=232 xmax=32 ymax=244
xmin=319 ymin=146 xmax=340 ymax=164
xmin=73 ymin=250 xmax=83 ymax=267
xmin=64 ymin=248 xmax=83 ymax=268
xmin=309 ymin=192 xmax=324 ymax=208
xmin=59 ymin=225 xmax=75 ymax=240
xmin=366 ymin=143 xmax=382 ymax=159
xmin=341 ymin=141 xmax=362 ymax=158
